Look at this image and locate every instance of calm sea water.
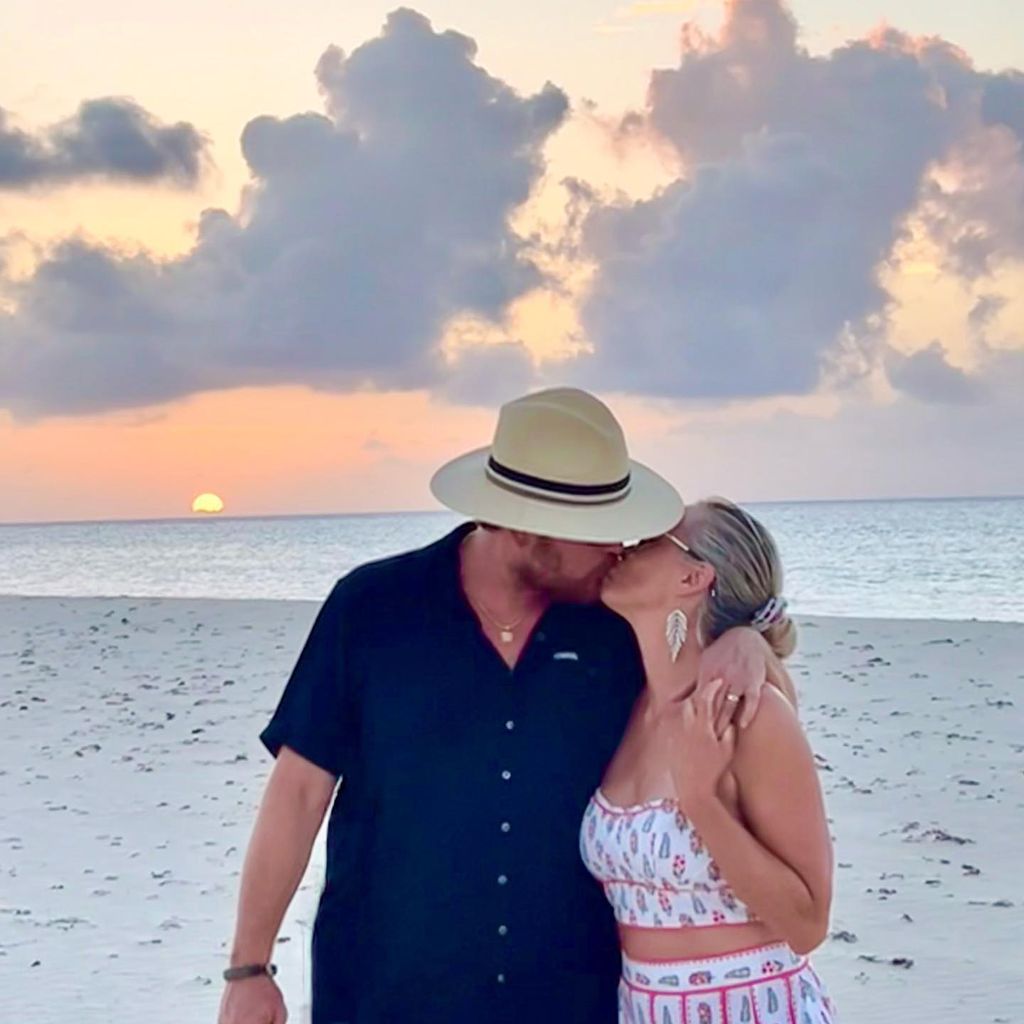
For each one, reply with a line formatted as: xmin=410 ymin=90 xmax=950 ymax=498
xmin=1 ymin=498 xmax=1022 ymax=622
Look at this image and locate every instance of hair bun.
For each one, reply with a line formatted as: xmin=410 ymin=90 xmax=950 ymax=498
xmin=762 ymin=615 xmax=797 ymax=659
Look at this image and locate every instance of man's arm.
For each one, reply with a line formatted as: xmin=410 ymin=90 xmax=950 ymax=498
xmin=765 ymin=646 xmax=798 ymax=710
xmin=218 ymin=748 xmax=337 ymax=1024
xmin=698 ymin=627 xmax=797 ymax=733
xmin=229 ymin=747 xmax=336 ymax=964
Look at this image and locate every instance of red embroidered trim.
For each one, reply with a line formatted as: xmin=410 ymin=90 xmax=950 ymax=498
xmin=621 ymin=959 xmax=807 ymax=998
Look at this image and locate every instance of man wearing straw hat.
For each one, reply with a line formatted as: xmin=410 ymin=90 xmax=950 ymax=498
xmin=220 ymin=388 xmax=792 ymax=1024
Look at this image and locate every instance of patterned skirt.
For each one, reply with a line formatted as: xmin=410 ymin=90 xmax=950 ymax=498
xmin=618 ymin=942 xmax=837 ymax=1024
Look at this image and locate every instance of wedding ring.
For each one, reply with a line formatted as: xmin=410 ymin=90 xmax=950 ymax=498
xmin=725 ymin=693 xmax=741 ymax=703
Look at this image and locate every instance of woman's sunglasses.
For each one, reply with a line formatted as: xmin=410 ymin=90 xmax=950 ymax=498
xmin=629 ymin=533 xmax=699 ymax=558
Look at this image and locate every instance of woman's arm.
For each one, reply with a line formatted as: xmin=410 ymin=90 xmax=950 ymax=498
xmin=670 ymin=684 xmax=832 ymax=954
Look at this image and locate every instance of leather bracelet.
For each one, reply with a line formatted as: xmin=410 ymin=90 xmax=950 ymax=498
xmin=223 ymin=963 xmax=277 ymax=982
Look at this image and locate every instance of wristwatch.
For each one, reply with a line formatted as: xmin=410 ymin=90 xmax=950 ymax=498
xmin=223 ymin=963 xmax=278 ymax=982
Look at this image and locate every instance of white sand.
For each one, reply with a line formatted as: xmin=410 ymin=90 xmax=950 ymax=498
xmin=1 ymin=595 xmax=1021 ymax=1023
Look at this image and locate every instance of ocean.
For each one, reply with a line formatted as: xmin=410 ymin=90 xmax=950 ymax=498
xmin=1 ymin=497 xmax=1021 ymax=622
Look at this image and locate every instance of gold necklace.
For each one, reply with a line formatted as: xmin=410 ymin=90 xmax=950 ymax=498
xmin=459 ymin=532 xmax=530 ymax=644
xmin=471 ymin=596 xmax=527 ymax=645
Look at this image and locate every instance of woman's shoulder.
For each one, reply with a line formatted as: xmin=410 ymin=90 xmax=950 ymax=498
xmin=755 ymin=683 xmax=798 ymax=719
xmin=734 ymin=685 xmax=806 ymax=764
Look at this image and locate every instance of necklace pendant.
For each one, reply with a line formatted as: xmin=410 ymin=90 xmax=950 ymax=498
xmin=500 ymin=629 xmax=514 ymax=644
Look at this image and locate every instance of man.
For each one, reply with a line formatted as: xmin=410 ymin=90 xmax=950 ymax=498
xmin=218 ymin=388 xmax=791 ymax=1024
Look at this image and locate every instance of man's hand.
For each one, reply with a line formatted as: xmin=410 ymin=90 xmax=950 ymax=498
xmin=218 ymin=974 xmax=287 ymax=1024
xmin=697 ymin=627 xmax=771 ymax=733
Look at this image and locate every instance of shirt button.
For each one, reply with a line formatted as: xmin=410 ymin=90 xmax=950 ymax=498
xmin=505 ymin=720 xmax=515 ymax=731
xmin=497 ymin=874 xmax=508 ymax=885
xmin=497 ymin=973 xmax=506 ymax=984
xmin=498 ymin=924 xmax=508 ymax=937
xmin=501 ymin=770 xmax=512 ymax=781
xmin=500 ymin=821 xmax=511 ymax=833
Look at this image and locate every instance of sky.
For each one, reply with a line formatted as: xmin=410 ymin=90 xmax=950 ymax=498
xmin=2 ymin=0 xmax=1023 ymax=523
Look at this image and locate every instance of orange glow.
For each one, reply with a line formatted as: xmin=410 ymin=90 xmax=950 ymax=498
xmin=0 ymin=387 xmax=496 ymax=523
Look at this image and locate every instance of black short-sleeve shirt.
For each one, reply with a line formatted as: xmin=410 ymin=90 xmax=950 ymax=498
xmin=260 ymin=524 xmax=643 ymax=1024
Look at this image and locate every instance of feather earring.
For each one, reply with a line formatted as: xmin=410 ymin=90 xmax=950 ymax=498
xmin=665 ymin=609 xmax=688 ymax=662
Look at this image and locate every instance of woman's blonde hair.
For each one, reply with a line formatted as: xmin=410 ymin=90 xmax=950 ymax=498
xmin=684 ymin=497 xmax=796 ymax=659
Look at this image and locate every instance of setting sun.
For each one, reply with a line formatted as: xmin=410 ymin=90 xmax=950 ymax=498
xmin=191 ymin=492 xmax=224 ymax=514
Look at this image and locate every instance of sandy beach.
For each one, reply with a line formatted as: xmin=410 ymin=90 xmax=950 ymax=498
xmin=1 ymin=593 xmax=1021 ymax=1023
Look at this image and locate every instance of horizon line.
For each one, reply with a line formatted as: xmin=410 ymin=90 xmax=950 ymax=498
xmin=2 ymin=492 xmax=1022 ymax=529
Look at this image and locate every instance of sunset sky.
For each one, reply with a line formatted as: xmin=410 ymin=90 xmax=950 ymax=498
xmin=3 ymin=0 xmax=1023 ymax=523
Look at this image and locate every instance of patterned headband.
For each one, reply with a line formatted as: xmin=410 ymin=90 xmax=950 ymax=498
xmin=750 ymin=595 xmax=788 ymax=632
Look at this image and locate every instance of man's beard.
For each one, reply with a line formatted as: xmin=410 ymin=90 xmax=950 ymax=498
xmin=517 ymin=560 xmax=615 ymax=604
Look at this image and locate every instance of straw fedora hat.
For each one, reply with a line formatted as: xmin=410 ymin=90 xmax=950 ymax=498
xmin=430 ymin=388 xmax=683 ymax=543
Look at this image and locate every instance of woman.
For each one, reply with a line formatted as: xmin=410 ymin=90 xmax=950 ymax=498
xmin=581 ymin=498 xmax=837 ymax=1023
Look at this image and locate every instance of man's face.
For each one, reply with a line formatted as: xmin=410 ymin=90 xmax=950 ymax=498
xmin=514 ymin=534 xmax=623 ymax=603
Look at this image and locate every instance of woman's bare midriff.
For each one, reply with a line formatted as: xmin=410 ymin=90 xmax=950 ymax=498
xmin=619 ymin=919 xmax=781 ymax=961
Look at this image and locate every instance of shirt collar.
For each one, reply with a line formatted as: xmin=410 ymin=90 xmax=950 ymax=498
xmin=438 ymin=521 xmax=479 ymax=618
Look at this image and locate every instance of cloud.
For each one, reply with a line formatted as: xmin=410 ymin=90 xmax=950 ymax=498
xmin=0 ymin=9 xmax=567 ymax=419
xmin=980 ymin=70 xmax=1024 ymax=140
xmin=568 ymin=0 xmax=1024 ymax=401
xmin=0 ymin=98 xmax=209 ymax=190
xmin=917 ymin=124 xmax=1024 ymax=279
xmin=3 ymin=0 xmax=1023 ymax=431
xmin=658 ymin=370 xmax=1024 ymax=502
xmin=968 ymin=293 xmax=1007 ymax=334
xmin=886 ymin=342 xmax=986 ymax=404
xmin=439 ymin=340 xmax=538 ymax=405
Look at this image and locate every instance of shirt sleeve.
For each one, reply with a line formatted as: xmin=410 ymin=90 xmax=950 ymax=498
xmin=259 ymin=577 xmax=359 ymax=778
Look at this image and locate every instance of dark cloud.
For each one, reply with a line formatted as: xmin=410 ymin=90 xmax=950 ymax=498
xmin=886 ymin=342 xmax=986 ymax=404
xmin=980 ymin=70 xmax=1024 ymax=139
xmin=0 ymin=9 xmax=567 ymax=419
xmin=968 ymin=294 xmax=1007 ymax=336
xmin=3 ymin=2 xmax=1022 ymax=424
xmin=0 ymin=98 xmax=208 ymax=189
xmin=569 ymin=0 xmax=1024 ymax=400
